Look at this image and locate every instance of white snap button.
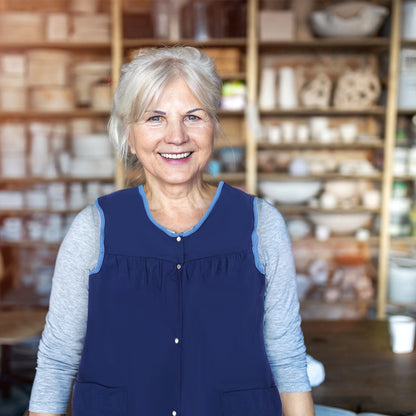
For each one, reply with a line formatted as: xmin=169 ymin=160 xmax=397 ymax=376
xmin=177 ymin=264 xmax=182 ymax=270
xmin=176 ymin=236 xmax=181 ymax=242
xmin=174 ymin=338 xmax=179 ymax=344
xmin=172 ymin=411 xmax=177 ymax=416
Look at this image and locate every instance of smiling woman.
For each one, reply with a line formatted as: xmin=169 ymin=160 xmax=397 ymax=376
xmin=128 ymin=78 xmax=215 ymax=194
xmin=28 ymin=47 xmax=314 ymax=416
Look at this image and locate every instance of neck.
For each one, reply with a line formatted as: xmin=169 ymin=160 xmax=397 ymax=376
xmin=143 ymin=176 xmax=215 ymax=213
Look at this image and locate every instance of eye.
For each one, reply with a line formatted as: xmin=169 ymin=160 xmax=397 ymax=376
xmin=185 ymin=114 xmax=200 ymax=122
xmin=148 ymin=115 xmax=162 ymax=122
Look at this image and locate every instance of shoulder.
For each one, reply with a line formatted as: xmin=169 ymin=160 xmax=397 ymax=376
xmin=255 ymin=198 xmax=292 ymax=264
xmin=256 ymin=198 xmax=287 ymax=234
xmin=58 ymin=204 xmax=100 ymax=270
xmin=97 ymin=186 xmax=139 ymax=206
xmin=67 ymin=204 xmax=100 ymax=238
xmin=222 ymin=182 xmax=254 ymax=201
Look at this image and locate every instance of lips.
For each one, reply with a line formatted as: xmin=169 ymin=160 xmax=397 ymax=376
xmin=160 ymin=152 xmax=192 ymax=160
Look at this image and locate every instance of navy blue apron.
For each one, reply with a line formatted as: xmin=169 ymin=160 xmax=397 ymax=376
xmin=72 ymin=182 xmax=282 ymax=416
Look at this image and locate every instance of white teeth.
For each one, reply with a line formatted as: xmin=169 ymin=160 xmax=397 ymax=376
xmin=160 ymin=152 xmax=191 ymax=160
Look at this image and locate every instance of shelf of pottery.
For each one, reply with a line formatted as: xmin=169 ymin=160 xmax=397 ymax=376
xmin=387 ymin=0 xmax=416 ymax=315
xmin=0 ymin=0 xmax=115 ymax=306
xmin=250 ymin=0 xmax=396 ymax=319
xmin=116 ymin=0 xmax=249 ymax=187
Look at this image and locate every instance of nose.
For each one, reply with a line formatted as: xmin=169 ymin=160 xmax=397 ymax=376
xmin=165 ymin=119 xmax=189 ymax=145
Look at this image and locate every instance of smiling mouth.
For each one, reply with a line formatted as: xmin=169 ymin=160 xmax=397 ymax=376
xmin=160 ymin=152 xmax=192 ymax=160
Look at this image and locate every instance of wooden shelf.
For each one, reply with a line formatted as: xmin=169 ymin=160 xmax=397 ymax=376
xmin=258 ymin=172 xmax=383 ymax=181
xmin=397 ymin=108 xmax=416 ymax=115
xmin=259 ymin=37 xmax=390 ymax=51
xmin=123 ymin=38 xmax=247 ymax=48
xmin=401 ymin=39 xmax=416 ymax=47
xmin=257 ymin=140 xmax=384 ymax=150
xmin=0 ymin=177 xmax=114 ymax=185
xmin=0 ymin=240 xmax=60 ymax=248
xmin=0 ymin=40 xmax=111 ymax=50
xmin=390 ymin=236 xmax=416 ymax=244
xmin=218 ymin=109 xmax=245 ymax=116
xmin=387 ymin=300 xmax=416 ymax=308
xmin=276 ymin=205 xmax=380 ymax=215
xmin=0 ymin=209 xmax=80 ymax=216
xmin=291 ymin=235 xmax=380 ymax=245
xmin=219 ymin=72 xmax=246 ymax=81
xmin=260 ymin=107 xmax=386 ymax=116
xmin=393 ymin=175 xmax=416 ymax=181
xmin=0 ymin=109 xmax=110 ymax=119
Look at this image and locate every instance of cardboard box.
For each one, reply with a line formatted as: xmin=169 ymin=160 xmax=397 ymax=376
xmin=259 ymin=10 xmax=294 ymax=41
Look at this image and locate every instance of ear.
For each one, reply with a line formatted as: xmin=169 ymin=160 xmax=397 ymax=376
xmin=127 ymin=126 xmax=137 ymax=155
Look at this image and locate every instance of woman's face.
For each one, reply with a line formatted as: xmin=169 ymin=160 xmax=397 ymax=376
xmin=129 ymin=77 xmax=215 ymax=189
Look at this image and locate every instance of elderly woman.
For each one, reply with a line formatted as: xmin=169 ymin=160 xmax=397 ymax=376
xmin=29 ymin=47 xmax=314 ymax=416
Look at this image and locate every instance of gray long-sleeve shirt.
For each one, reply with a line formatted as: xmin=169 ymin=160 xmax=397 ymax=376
xmin=29 ymin=197 xmax=310 ymax=414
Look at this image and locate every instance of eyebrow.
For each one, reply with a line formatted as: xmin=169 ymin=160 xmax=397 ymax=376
xmin=186 ymin=108 xmax=205 ymax=114
xmin=145 ymin=108 xmax=206 ymax=115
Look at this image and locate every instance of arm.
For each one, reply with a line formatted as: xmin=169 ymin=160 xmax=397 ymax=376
xmin=28 ymin=205 xmax=100 ymax=415
xmin=29 ymin=413 xmax=63 ymax=416
xmin=281 ymin=392 xmax=315 ymax=416
xmin=256 ymin=199 xmax=314 ymax=415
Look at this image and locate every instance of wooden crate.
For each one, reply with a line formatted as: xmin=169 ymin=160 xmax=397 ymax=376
xmin=0 ymin=12 xmax=45 ymax=42
xmin=203 ymin=48 xmax=241 ymax=75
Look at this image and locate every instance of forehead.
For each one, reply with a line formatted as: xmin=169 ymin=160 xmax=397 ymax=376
xmin=153 ymin=78 xmax=200 ymax=104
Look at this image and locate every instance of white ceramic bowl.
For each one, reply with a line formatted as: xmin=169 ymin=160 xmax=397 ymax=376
xmin=324 ymin=180 xmax=358 ymax=200
xmin=310 ymin=4 xmax=388 ymax=38
xmin=308 ymin=212 xmax=372 ymax=234
xmin=258 ymin=180 xmax=322 ymax=204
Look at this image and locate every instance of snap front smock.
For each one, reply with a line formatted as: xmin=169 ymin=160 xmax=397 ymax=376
xmin=72 ymin=181 xmax=282 ymax=416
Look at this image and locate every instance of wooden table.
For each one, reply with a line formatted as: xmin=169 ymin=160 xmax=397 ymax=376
xmin=302 ymin=320 xmax=416 ymax=416
xmin=0 ymin=308 xmax=47 ymax=397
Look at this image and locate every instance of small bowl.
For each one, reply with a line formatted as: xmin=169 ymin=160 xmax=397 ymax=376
xmin=310 ymin=3 xmax=388 ymax=38
xmin=308 ymin=212 xmax=372 ymax=234
xmin=258 ymin=180 xmax=322 ymax=205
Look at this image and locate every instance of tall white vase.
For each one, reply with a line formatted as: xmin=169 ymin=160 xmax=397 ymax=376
xmin=259 ymin=67 xmax=276 ymax=110
xmin=279 ymin=66 xmax=297 ymax=109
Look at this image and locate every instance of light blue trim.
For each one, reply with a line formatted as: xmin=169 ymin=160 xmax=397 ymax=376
xmin=252 ymin=197 xmax=265 ymax=275
xmin=90 ymin=199 xmax=105 ymax=275
xmin=138 ymin=181 xmax=224 ymax=238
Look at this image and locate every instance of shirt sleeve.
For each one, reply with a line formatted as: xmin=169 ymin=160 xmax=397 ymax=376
xmin=256 ymin=198 xmax=311 ymax=393
xmin=29 ymin=204 xmax=100 ymax=414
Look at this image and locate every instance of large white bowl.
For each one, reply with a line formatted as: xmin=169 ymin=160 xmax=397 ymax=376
xmin=308 ymin=212 xmax=372 ymax=234
xmin=310 ymin=3 xmax=388 ymax=38
xmin=258 ymin=180 xmax=322 ymax=205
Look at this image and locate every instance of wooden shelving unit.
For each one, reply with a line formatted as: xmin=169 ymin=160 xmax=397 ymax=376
xmin=0 ymin=0 xmax=114 ymax=305
xmin=1 ymin=0 xmax=414 ymax=317
xmin=244 ymin=0 xmax=405 ymax=319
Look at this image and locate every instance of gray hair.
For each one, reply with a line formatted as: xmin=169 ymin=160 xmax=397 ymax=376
xmin=108 ymin=46 xmax=223 ymax=163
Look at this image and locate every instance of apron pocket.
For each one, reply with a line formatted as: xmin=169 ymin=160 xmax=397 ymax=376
xmin=72 ymin=380 xmax=127 ymax=416
xmin=222 ymin=386 xmax=282 ymax=416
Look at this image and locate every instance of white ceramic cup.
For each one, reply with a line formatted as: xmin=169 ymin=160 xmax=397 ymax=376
xmin=309 ymin=117 xmax=329 ymax=141
xmin=281 ymin=121 xmax=296 ymax=142
xmin=339 ymin=123 xmax=358 ymax=143
xmin=297 ymin=124 xmax=310 ymax=142
xmin=388 ymin=315 xmax=416 ymax=354
xmin=268 ymin=125 xmax=282 ymax=143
